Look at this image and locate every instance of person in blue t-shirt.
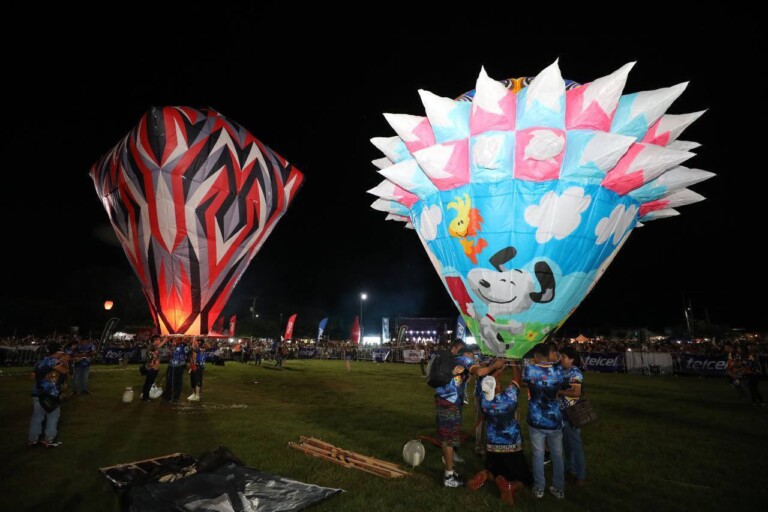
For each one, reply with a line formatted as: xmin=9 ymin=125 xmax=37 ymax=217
xmin=72 ymin=337 xmax=96 ymax=395
xmin=27 ymin=343 xmax=69 ymax=448
xmin=188 ymin=338 xmax=207 ymax=402
xmin=558 ymin=346 xmax=587 ymax=485
xmin=435 ymin=339 xmax=503 ymax=488
xmin=468 ymin=361 xmax=532 ymax=505
xmin=163 ymin=337 xmax=190 ymax=402
xmin=471 ymin=354 xmax=493 ymax=455
xmin=523 ymin=343 xmax=566 ymax=499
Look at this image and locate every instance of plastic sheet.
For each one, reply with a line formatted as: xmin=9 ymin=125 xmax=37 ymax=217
xmin=127 ymin=462 xmax=342 ymax=512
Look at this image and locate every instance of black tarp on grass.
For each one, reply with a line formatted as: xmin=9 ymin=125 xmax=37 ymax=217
xmin=103 ymin=447 xmax=341 ymax=512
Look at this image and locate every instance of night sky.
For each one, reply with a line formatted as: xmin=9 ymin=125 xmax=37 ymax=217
xmin=2 ymin=11 xmax=764 ymax=337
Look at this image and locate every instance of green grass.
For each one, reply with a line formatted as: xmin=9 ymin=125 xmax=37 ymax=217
xmin=1 ymin=360 xmax=766 ymax=511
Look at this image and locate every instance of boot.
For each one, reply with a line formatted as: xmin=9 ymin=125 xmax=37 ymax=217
xmin=495 ymin=475 xmax=515 ymax=505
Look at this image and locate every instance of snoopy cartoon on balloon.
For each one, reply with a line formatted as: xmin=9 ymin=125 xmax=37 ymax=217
xmin=466 ymin=247 xmax=556 ymax=356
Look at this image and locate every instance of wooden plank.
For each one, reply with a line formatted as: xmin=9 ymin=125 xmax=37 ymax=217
xmin=98 ymin=452 xmax=185 ymax=472
xmin=289 ymin=441 xmax=403 ymax=479
xmin=301 ymin=437 xmax=408 ymax=476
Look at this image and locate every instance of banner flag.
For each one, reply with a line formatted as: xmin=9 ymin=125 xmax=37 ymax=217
xmin=382 ymin=318 xmax=390 ymax=344
xmin=317 ymin=317 xmax=328 ymax=343
xmin=351 ymin=316 xmax=361 ymax=345
xmin=455 ymin=315 xmax=467 ymax=341
xmin=283 ymin=313 xmax=298 ymax=340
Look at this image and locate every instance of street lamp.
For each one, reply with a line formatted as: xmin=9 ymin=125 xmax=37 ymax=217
xmin=360 ymin=293 xmax=367 ymax=344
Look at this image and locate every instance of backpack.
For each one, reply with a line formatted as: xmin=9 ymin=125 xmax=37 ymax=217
xmin=427 ymin=351 xmax=456 ymax=388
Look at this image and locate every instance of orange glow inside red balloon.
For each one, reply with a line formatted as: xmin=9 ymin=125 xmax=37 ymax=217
xmin=104 ymin=300 xmax=114 ymax=311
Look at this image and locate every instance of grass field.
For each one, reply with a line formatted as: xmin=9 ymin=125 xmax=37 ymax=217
xmin=1 ymin=359 xmax=766 ymax=511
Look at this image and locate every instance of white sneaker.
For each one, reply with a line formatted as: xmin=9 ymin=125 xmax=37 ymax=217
xmin=187 ymin=393 xmax=196 ymax=401
xmin=189 ymin=394 xmax=200 ymax=402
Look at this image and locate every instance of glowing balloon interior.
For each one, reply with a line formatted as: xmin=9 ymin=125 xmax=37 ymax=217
xmin=91 ymin=107 xmax=303 ymax=335
xmin=370 ymin=62 xmax=713 ymax=357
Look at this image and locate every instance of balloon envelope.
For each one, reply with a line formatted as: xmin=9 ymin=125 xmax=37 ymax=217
xmin=370 ymin=63 xmax=712 ymax=357
xmin=91 ymin=106 xmax=303 ymax=335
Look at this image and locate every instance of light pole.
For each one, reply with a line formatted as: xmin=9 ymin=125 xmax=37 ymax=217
xmin=360 ymin=293 xmax=367 ymax=344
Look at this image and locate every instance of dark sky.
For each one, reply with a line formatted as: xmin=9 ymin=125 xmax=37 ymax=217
xmin=1 ymin=11 xmax=765 ymax=336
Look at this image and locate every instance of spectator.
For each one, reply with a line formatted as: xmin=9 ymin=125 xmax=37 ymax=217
xmin=435 ymin=339 xmax=502 ymax=488
xmin=141 ymin=335 xmax=165 ymax=402
xmin=163 ymin=337 xmax=189 ymax=403
xmin=188 ymin=338 xmax=207 ymax=402
xmin=72 ymin=336 xmax=96 ymax=395
xmin=523 ymin=343 xmax=566 ymax=500
xmin=558 ymin=346 xmax=587 ymax=486
xmin=27 ymin=343 xmax=69 ymax=448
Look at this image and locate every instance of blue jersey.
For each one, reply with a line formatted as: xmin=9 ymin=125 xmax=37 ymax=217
xmin=559 ymin=366 xmax=584 ymax=410
xmin=170 ymin=344 xmax=190 ymax=367
xmin=73 ymin=342 xmax=96 ymax=367
xmin=194 ymin=349 xmax=207 ymax=367
xmin=36 ymin=380 xmax=60 ymax=398
xmin=523 ymin=362 xmax=564 ymax=430
xmin=481 ymin=383 xmax=523 ymax=452
xmin=31 ymin=357 xmax=62 ymax=396
xmin=435 ymin=354 xmax=475 ymax=404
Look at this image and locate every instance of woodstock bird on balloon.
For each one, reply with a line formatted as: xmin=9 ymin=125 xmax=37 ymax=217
xmin=368 ymin=60 xmax=713 ymax=358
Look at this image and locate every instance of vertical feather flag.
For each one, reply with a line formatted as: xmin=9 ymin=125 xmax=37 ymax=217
xmin=283 ymin=313 xmax=297 ymax=341
xmin=350 ymin=316 xmax=361 ymax=345
xmin=317 ymin=317 xmax=328 ymax=343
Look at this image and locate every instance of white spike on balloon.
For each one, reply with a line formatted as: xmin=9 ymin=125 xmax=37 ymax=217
xmin=666 ymin=140 xmax=700 ymax=151
xmin=383 ymin=113 xmax=427 ymax=143
xmin=371 ymin=198 xmax=407 ymax=215
xmin=526 ymin=59 xmax=565 ymax=113
xmin=617 ymin=82 xmax=689 ymax=135
xmin=385 ymin=214 xmax=409 ymax=222
xmin=603 ymin=144 xmax=695 ymax=194
xmin=580 ymin=132 xmax=636 ymax=172
xmin=418 ymin=89 xmax=459 ymax=128
xmin=630 ymin=166 xmax=715 ymax=202
xmin=378 ymin=160 xmax=425 ymax=194
xmin=371 ymin=136 xmax=406 ymax=163
xmin=644 ymin=110 xmax=707 ymax=146
xmin=640 ymin=208 xmax=680 ymax=221
xmin=413 ymin=144 xmax=455 ymax=180
xmin=367 ymin=180 xmax=400 ymax=201
xmin=661 ymin=188 xmax=706 ymax=208
xmin=474 ymin=66 xmax=509 ymax=115
xmin=583 ymin=62 xmax=635 ymax=115
xmin=372 ymin=157 xmax=392 ymax=169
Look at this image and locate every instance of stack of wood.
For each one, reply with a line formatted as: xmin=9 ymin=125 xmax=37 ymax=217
xmin=288 ymin=436 xmax=409 ymax=479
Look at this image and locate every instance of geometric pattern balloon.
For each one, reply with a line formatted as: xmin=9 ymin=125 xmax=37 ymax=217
xmin=91 ymin=106 xmax=303 ymax=335
xmin=369 ymin=61 xmax=713 ymax=357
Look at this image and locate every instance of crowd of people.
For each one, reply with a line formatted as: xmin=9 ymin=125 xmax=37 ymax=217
xmin=431 ymin=339 xmax=588 ymax=504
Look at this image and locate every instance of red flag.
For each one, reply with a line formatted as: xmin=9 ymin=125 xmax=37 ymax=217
xmin=350 ymin=316 xmax=361 ymax=345
xmin=283 ymin=313 xmax=297 ymax=340
xmin=228 ymin=315 xmax=237 ymax=337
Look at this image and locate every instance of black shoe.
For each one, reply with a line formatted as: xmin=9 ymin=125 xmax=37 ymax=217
xmin=40 ymin=440 xmax=62 ymax=448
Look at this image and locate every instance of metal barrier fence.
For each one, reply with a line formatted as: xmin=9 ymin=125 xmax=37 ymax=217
xmin=0 ymin=346 xmax=42 ymax=366
xmin=4 ymin=344 xmax=767 ymax=377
